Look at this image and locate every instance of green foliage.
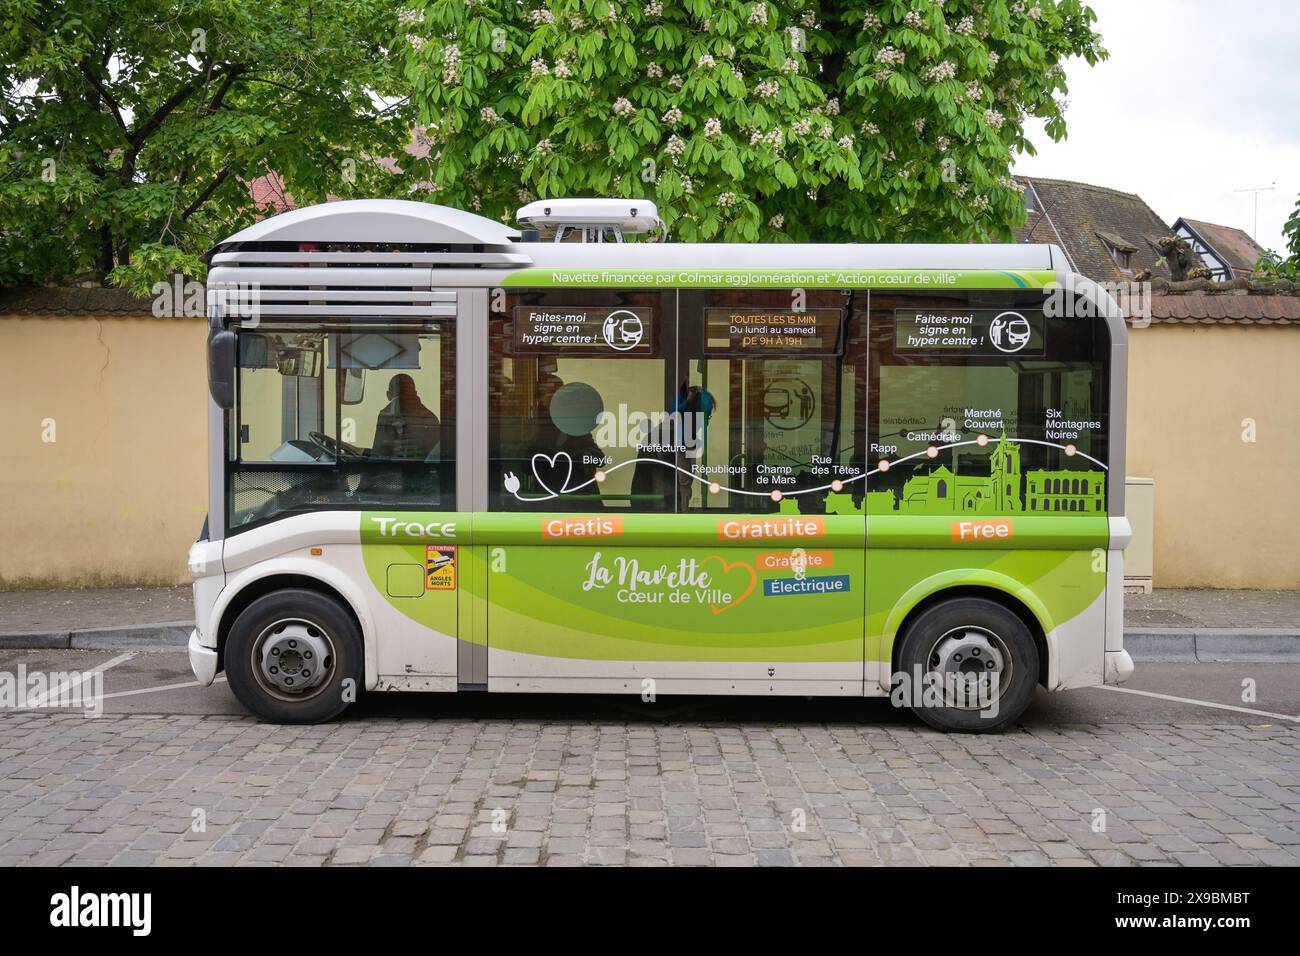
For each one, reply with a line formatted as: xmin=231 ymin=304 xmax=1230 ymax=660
xmin=0 ymin=0 xmax=424 ymax=289
xmin=401 ymin=0 xmax=1106 ymax=242
xmin=1254 ymin=193 xmax=1300 ymax=281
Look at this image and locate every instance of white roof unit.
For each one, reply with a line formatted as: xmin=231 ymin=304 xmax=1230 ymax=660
xmin=217 ymin=198 xmax=521 ymax=247
xmin=517 ymin=198 xmax=662 ymax=241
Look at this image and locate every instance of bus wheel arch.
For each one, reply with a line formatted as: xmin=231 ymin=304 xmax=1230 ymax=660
xmin=884 ymin=583 xmax=1051 ymax=690
xmin=215 ymin=571 xmax=370 ymax=685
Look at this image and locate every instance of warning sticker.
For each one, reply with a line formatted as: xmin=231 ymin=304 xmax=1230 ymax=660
xmin=425 ymin=545 xmax=457 ymax=590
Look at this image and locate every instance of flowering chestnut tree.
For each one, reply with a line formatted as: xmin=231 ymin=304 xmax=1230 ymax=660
xmin=400 ymin=0 xmax=1105 ymax=242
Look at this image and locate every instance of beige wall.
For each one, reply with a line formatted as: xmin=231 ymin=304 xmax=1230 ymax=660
xmin=2 ymin=314 xmax=1297 ymax=590
xmin=1127 ymin=324 xmax=1300 ymax=588
xmin=0 ymin=315 xmax=208 ymax=588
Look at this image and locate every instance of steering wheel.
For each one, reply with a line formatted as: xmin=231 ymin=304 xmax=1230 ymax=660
xmin=308 ymin=431 xmax=365 ymax=460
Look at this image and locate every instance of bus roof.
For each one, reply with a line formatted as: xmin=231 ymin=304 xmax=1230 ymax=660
xmin=210 ymin=198 xmax=1064 ymax=276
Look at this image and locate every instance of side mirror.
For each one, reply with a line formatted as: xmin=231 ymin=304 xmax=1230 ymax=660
xmin=208 ymin=329 xmax=236 ymax=409
xmin=341 ymin=367 xmax=366 ymax=405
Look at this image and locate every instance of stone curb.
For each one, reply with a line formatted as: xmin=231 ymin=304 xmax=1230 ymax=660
xmin=0 ymin=622 xmax=191 ymax=651
xmin=1124 ymin=628 xmax=1300 ymax=662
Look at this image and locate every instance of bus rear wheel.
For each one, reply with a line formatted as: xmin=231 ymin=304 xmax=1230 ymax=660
xmin=224 ymin=588 xmax=362 ymax=724
xmin=895 ymin=597 xmax=1038 ymax=733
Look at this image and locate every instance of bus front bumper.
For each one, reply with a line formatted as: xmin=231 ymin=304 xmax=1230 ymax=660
xmin=188 ymin=630 xmax=219 ymax=687
xmin=1104 ymin=649 xmax=1135 ymax=685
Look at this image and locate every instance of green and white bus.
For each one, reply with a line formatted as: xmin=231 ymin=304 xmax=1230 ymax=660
xmin=190 ymin=197 xmax=1134 ymax=731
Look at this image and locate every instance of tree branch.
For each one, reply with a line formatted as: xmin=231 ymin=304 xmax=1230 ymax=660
xmin=78 ymin=60 xmax=128 ymax=133
xmin=127 ymin=62 xmax=246 ymax=151
xmin=181 ymin=165 xmax=234 ymax=221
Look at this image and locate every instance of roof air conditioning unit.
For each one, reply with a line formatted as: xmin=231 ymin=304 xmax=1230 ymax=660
xmin=516 ymin=198 xmax=663 ymax=243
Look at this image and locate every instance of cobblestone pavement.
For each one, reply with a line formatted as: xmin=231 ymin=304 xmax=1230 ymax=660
xmin=1 ymin=712 xmax=1297 ymax=867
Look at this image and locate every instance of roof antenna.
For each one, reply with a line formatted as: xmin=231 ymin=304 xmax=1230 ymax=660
xmin=1233 ymin=182 xmax=1275 ymax=241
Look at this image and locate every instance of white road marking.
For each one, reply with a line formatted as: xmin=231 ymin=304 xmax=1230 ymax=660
xmin=20 ymin=651 xmax=135 ymax=709
xmin=1095 ymin=684 xmax=1300 ymax=722
xmin=99 ymin=676 xmax=226 ymax=701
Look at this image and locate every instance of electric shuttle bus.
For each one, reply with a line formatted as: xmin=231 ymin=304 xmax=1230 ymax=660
xmin=189 ymin=197 xmax=1134 ymax=731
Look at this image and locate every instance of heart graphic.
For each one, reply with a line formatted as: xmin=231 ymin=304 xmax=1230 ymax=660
xmin=703 ymin=555 xmax=757 ymax=615
xmin=531 ymin=452 xmax=574 ymax=496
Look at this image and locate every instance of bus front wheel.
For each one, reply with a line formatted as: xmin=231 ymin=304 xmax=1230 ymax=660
xmin=895 ymin=597 xmax=1039 ymax=733
xmin=224 ymin=588 xmax=363 ymax=724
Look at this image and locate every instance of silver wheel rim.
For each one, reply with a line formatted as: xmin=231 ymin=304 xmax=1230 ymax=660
xmin=251 ymin=618 xmax=335 ymax=702
xmin=926 ymin=625 xmax=1012 ymax=710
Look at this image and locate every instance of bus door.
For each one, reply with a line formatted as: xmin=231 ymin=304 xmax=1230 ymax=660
xmin=479 ymin=288 xmax=868 ymax=695
xmin=227 ymin=318 xmax=464 ymax=685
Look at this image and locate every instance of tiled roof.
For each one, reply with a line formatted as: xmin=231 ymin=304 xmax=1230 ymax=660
xmin=1144 ymin=277 xmax=1300 ymax=325
xmin=1177 ymin=217 xmax=1267 ymax=276
xmin=1013 ymin=176 xmax=1174 ymax=282
xmin=0 ymin=286 xmax=155 ymax=316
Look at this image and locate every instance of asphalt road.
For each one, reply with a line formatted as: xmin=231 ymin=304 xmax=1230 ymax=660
xmin=2 ymin=648 xmax=1297 ymax=726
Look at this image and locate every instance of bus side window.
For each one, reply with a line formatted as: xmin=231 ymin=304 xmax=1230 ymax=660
xmin=488 ymin=290 xmax=671 ymax=512
xmin=674 ymin=289 xmax=867 ymax=514
xmin=867 ymin=295 xmax=1109 ymax=517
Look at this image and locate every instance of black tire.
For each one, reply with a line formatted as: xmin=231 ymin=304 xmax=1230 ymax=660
xmin=894 ymin=597 xmax=1039 ymax=733
xmin=224 ymin=588 xmax=362 ymax=724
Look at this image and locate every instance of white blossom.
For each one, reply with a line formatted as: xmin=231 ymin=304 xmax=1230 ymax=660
xmin=924 ymin=60 xmax=957 ymax=83
xmin=698 ymin=54 xmax=716 ymax=69
xmin=984 ymin=108 xmax=1005 ymax=129
xmin=875 ymin=46 xmax=906 ymax=66
xmin=665 ymin=134 xmax=685 ymax=157
xmin=668 ymin=74 xmax=684 ymax=88
xmin=904 ymin=10 xmax=927 ymax=30
xmin=837 ymin=134 xmax=854 ymax=149
xmin=718 ymin=191 xmax=737 ymax=207
xmin=955 ymin=16 xmax=976 ymax=35
xmin=527 ymin=8 xmax=555 ymax=25
xmin=645 ymin=1 xmax=663 ymax=16
xmin=530 ymin=58 xmax=549 ymax=78
xmin=769 ymin=213 xmax=784 ymax=229
xmin=662 ymin=107 xmax=683 ymax=125
xmin=755 ymin=80 xmax=779 ymax=98
xmin=747 ymin=4 xmax=768 ymax=26
xmin=535 ymin=138 xmax=552 ymax=154
xmin=704 ymin=117 xmax=723 ymax=137
xmin=613 ymin=97 xmax=635 ymax=117
xmin=480 ymin=106 xmax=501 ymax=123
xmin=646 ymin=62 xmax=663 ymax=78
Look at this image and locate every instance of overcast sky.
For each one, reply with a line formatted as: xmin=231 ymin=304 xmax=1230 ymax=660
xmin=1015 ymin=0 xmax=1300 ymax=256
